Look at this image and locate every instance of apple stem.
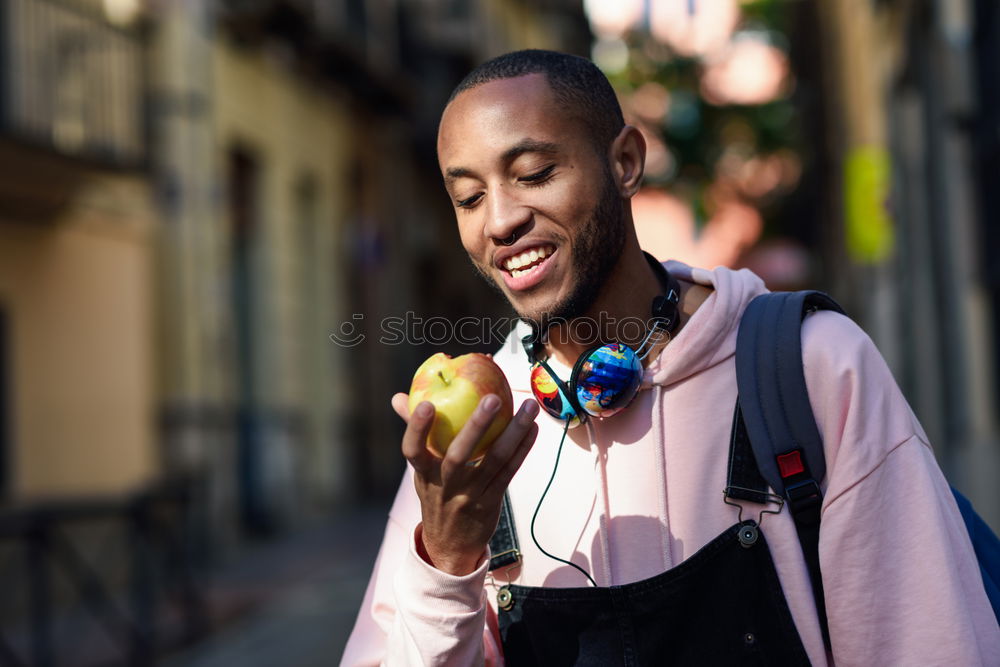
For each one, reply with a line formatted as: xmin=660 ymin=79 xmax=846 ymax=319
xmin=438 ymin=371 xmax=450 ymax=385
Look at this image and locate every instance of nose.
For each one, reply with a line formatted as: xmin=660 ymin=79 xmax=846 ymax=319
xmin=484 ymin=184 xmax=531 ymax=245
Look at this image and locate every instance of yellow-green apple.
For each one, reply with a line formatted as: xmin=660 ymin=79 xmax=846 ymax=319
xmin=408 ymin=352 xmax=514 ymax=459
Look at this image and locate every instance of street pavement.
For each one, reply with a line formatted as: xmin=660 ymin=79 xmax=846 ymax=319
xmin=164 ymin=502 xmax=390 ymax=667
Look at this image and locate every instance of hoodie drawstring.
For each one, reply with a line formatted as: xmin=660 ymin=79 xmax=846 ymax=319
xmin=587 ymin=419 xmax=614 ymax=587
xmin=652 ymin=384 xmax=672 ymax=571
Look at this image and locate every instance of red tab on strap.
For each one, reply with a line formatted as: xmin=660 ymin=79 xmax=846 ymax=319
xmin=777 ymin=450 xmax=805 ymax=479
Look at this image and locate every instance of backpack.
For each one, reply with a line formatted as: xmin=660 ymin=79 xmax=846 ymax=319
xmin=733 ymin=290 xmax=1000 ymax=641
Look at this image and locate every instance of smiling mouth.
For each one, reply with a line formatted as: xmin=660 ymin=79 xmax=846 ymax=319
xmin=502 ymin=245 xmax=555 ymax=278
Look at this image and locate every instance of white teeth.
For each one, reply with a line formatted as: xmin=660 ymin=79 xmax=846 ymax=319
xmin=504 ymin=246 xmax=553 ymax=271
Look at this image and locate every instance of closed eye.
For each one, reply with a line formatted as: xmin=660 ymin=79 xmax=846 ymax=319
xmin=519 ymin=165 xmax=555 ymax=184
xmin=455 ymin=165 xmax=554 ymax=209
xmin=457 ymin=193 xmax=483 ymax=209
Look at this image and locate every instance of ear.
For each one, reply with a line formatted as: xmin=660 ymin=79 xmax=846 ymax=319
xmin=609 ymin=125 xmax=646 ymax=198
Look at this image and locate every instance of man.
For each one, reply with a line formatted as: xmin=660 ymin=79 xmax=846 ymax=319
xmin=342 ymin=50 xmax=999 ymax=665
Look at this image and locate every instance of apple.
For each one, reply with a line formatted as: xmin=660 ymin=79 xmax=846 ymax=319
xmin=408 ymin=352 xmax=514 ymax=459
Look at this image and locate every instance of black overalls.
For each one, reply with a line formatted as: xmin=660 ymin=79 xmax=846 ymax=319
xmin=488 ymin=413 xmax=813 ymax=666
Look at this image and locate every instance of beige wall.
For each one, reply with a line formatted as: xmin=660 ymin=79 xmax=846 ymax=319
xmin=0 ymin=174 xmax=157 ymax=499
xmin=212 ymin=39 xmax=354 ymax=503
xmin=214 ymin=39 xmax=350 ymax=400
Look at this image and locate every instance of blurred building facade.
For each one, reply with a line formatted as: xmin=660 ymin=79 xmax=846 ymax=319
xmin=813 ymin=0 xmax=1000 ymax=525
xmin=580 ymin=0 xmax=999 ymax=527
xmin=0 ymin=0 xmax=157 ymax=502
xmin=0 ymin=1 xmax=591 ymax=660
xmin=0 ymin=0 xmax=591 ymax=553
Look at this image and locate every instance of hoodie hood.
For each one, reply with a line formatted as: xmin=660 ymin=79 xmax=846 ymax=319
xmin=641 ymin=261 xmax=767 ymax=388
xmin=492 ymin=260 xmax=768 ymax=393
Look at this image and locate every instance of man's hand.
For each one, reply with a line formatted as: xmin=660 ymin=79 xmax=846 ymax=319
xmin=392 ymin=392 xmax=539 ymax=576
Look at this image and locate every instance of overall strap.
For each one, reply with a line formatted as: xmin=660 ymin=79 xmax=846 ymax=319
xmin=725 ymin=403 xmax=771 ymax=506
xmin=489 ymin=491 xmax=521 ymax=571
xmin=734 ymin=290 xmax=845 ymax=649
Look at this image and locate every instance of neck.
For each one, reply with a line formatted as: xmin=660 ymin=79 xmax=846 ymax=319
xmin=542 ymin=245 xmax=714 ymax=368
xmin=545 ymin=235 xmax=662 ymax=367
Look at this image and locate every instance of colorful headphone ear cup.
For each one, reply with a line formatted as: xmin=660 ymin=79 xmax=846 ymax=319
xmin=572 ymin=343 xmax=643 ymax=418
xmin=529 ymin=363 xmax=584 ymax=427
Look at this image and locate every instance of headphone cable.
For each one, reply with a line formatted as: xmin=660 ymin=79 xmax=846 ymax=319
xmin=529 ymin=419 xmax=598 ymax=587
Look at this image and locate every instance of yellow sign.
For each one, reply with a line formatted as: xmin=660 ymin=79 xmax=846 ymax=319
xmin=844 ymin=146 xmax=894 ymax=263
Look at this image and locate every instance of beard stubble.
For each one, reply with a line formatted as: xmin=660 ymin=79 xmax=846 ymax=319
xmin=468 ymin=169 xmax=626 ymax=332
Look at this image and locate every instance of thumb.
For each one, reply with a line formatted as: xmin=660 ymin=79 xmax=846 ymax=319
xmin=391 ymin=392 xmax=411 ymax=423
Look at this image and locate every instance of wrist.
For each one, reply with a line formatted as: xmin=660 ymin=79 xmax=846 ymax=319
xmin=416 ymin=523 xmax=486 ymax=576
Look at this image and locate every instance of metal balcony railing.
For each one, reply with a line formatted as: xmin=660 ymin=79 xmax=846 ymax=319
xmin=0 ymin=0 xmax=145 ymax=167
xmin=0 ymin=477 xmax=207 ymax=667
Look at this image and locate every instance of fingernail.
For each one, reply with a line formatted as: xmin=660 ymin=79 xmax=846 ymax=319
xmin=481 ymin=395 xmax=500 ymax=413
xmin=417 ymin=402 xmax=434 ymax=418
xmin=521 ymin=400 xmax=540 ymax=422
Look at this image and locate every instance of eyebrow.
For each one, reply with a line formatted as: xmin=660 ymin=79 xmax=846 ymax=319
xmin=501 ymin=138 xmax=559 ymax=162
xmin=444 ymin=138 xmax=561 ymax=185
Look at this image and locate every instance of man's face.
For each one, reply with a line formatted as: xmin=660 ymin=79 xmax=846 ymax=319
xmin=437 ymin=73 xmax=625 ymax=327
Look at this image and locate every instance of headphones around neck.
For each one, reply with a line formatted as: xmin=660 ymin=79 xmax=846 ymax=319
xmin=522 ymin=253 xmax=681 ymax=427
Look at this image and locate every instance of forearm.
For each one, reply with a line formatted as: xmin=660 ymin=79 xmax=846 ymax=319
xmin=341 ymin=470 xmax=503 ymax=666
xmin=382 ymin=525 xmax=499 ymax=666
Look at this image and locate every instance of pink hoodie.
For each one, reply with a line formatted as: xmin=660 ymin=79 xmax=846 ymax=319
xmin=342 ymin=262 xmax=1000 ymax=666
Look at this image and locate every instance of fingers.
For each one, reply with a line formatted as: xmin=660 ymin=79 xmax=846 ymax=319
xmin=401 ymin=401 xmax=437 ymax=472
xmin=441 ymin=394 xmax=504 ymax=471
xmin=477 ymin=400 xmax=540 ymax=493
xmin=484 ymin=421 xmax=538 ymax=496
xmin=403 ymin=393 xmax=542 ymax=496
xmin=391 ymin=393 xmax=410 ymax=423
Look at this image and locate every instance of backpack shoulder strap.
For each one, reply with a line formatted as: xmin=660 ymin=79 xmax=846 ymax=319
xmin=735 ymin=291 xmax=844 ymax=497
xmin=735 ymin=290 xmax=845 ymax=649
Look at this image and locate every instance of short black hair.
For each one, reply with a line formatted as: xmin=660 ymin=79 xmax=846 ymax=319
xmin=448 ymin=50 xmax=625 ymax=153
